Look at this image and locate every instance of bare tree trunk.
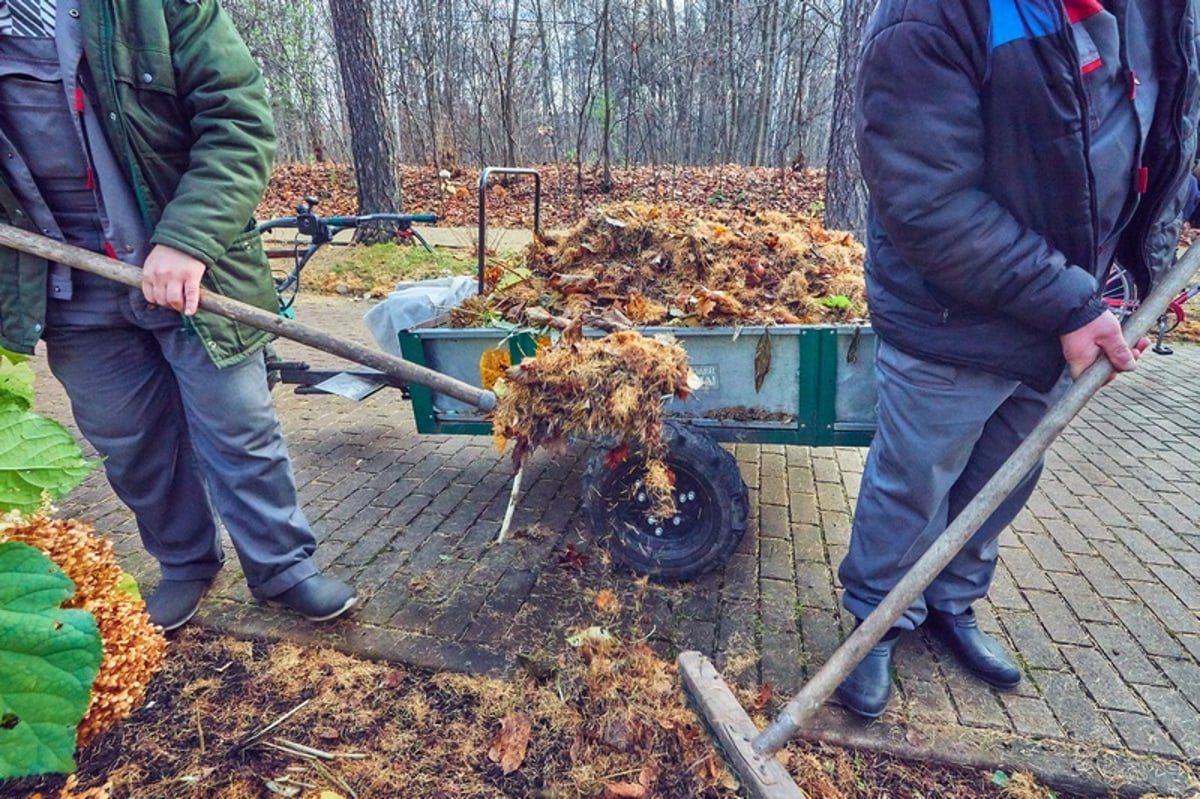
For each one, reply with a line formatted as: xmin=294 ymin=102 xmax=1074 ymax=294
xmin=750 ymin=0 xmax=781 ymax=166
xmin=328 ymin=0 xmax=401 ymax=241
xmin=598 ymin=0 xmax=614 ymax=191
xmin=502 ymin=0 xmax=522 ymax=167
xmin=823 ymin=0 xmax=874 ymax=237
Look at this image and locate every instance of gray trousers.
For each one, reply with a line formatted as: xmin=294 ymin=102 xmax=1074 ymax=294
xmin=839 ymin=341 xmax=1070 ymax=629
xmin=42 ymin=289 xmax=318 ymax=599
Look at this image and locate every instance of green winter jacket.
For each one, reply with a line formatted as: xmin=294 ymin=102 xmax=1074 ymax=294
xmin=0 ymin=0 xmax=278 ymax=365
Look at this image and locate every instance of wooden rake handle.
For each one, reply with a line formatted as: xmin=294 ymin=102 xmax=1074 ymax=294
xmin=0 ymin=223 xmax=496 ymax=412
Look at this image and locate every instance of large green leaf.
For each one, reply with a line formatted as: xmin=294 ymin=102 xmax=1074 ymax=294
xmin=0 ymin=407 xmax=97 ymax=513
xmin=0 ymin=541 xmax=102 ymax=778
xmin=0 ymin=356 xmax=34 ymax=413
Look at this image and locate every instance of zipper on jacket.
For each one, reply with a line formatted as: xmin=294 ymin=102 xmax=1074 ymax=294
xmin=1055 ymin=2 xmax=1101 ymax=273
xmin=96 ymin=0 xmax=155 ymax=231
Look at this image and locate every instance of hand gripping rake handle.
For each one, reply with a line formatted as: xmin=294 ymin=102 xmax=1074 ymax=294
xmin=751 ymin=239 xmax=1200 ymax=755
xmin=0 ymin=224 xmax=497 ymax=412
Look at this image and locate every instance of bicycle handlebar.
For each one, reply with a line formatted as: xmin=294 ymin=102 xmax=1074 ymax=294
xmin=257 ymin=211 xmax=438 ymax=236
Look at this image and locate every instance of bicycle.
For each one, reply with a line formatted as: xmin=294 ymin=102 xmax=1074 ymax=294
xmin=258 ymin=195 xmax=438 ymax=315
xmin=1101 ymin=262 xmax=1199 ymax=355
xmin=255 ymin=196 xmax=439 ymax=395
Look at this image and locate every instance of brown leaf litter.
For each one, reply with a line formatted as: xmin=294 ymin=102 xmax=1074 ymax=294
xmin=15 ymin=624 xmax=1061 ymax=799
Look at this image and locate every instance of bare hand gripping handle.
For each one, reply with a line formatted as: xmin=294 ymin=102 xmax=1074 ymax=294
xmin=0 ymin=223 xmax=497 ymax=412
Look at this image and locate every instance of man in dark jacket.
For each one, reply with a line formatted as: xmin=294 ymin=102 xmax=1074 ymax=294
xmin=835 ymin=0 xmax=1196 ymax=719
xmin=0 ymin=0 xmax=356 ymax=630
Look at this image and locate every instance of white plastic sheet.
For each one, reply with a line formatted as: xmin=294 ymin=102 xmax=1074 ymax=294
xmin=363 ymin=275 xmax=477 ymax=356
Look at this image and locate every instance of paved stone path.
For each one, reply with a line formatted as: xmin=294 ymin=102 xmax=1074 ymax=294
xmin=32 ymin=296 xmax=1200 ymax=798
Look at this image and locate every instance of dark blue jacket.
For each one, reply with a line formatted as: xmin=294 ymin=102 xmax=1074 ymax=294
xmin=856 ymin=0 xmax=1200 ymax=391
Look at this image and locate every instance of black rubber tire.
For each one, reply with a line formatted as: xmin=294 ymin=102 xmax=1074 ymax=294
xmin=582 ymin=421 xmax=749 ymax=581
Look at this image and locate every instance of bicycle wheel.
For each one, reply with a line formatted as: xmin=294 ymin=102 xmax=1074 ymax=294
xmin=1101 ymin=263 xmax=1138 ymax=321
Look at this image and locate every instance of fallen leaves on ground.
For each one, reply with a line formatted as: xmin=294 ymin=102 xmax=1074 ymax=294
xmin=9 ymin=621 xmax=1067 ymax=799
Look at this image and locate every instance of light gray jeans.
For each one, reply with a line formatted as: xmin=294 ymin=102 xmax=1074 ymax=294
xmin=839 ymin=340 xmax=1071 ymax=629
xmin=43 ymin=288 xmax=318 ymax=599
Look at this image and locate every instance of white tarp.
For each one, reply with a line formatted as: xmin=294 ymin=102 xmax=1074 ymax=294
xmin=363 ymin=275 xmax=477 ymax=356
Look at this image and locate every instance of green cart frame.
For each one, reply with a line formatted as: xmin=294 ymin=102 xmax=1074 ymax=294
xmin=398 ymin=321 xmax=877 ymax=580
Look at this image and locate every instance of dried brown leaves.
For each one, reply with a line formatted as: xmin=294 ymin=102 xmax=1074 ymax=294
xmin=453 ymin=201 xmax=866 ymax=331
xmin=0 ymin=511 xmax=167 ymax=748
xmin=490 ymin=330 xmax=695 ymax=516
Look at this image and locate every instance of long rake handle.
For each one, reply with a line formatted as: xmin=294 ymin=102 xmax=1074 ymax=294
xmin=753 ymin=239 xmax=1200 ymax=755
xmin=0 ymin=224 xmax=497 ymax=412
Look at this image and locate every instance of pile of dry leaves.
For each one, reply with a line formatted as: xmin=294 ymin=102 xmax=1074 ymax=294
xmin=451 ymin=202 xmax=866 ymax=331
xmin=490 ymin=330 xmax=700 ymax=517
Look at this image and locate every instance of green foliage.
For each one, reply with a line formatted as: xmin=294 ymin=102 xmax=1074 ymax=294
xmin=0 ymin=541 xmax=102 ymax=779
xmin=326 ymin=242 xmax=472 ymax=287
xmin=820 ymin=295 xmax=854 ymax=311
xmin=0 ymin=349 xmax=98 ymax=513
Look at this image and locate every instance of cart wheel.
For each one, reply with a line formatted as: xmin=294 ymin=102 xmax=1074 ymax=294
xmin=583 ymin=421 xmax=748 ymax=581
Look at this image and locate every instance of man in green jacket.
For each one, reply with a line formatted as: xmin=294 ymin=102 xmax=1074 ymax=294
xmin=0 ymin=0 xmax=355 ymax=629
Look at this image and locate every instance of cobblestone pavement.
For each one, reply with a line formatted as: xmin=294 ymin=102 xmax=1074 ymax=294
xmin=32 ymin=295 xmax=1200 ymax=798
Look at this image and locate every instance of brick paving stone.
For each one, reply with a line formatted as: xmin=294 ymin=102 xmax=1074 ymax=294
xmin=797 ymin=611 xmax=844 ymax=678
xmin=941 ymin=672 xmax=1011 ymax=730
xmin=1019 ymin=531 xmax=1077 ymax=573
xmin=903 ymin=678 xmax=957 ymax=723
xmin=788 ymin=487 xmax=820 ymax=527
xmin=1023 ymin=590 xmax=1091 ymax=646
xmin=1155 ymin=657 xmax=1200 ymax=709
xmin=1180 ymin=633 xmax=1200 ymax=663
xmin=792 ymin=522 xmax=825 ymax=562
xmin=815 ymin=480 xmax=850 ymax=517
xmin=1116 ymin=525 xmax=1178 ymax=567
xmin=1109 ymin=600 xmax=1191 ymax=659
xmin=796 ymin=560 xmax=838 ymax=611
xmin=1092 ymin=539 xmax=1156 ymax=583
xmin=999 ymin=547 xmax=1055 ymax=591
xmin=721 ymin=552 xmax=758 ymax=602
xmin=986 ymin=565 xmax=1031 ymax=612
xmin=1037 ymin=670 xmax=1121 ymax=748
xmin=715 ymin=600 xmax=758 ymax=673
xmin=809 ymin=452 xmax=839 ymax=484
xmin=759 ymin=452 xmax=788 ymax=505
xmin=676 ymin=617 xmax=718 ymax=655
xmin=1155 ymin=564 xmax=1200 ymax=610
xmin=1048 ymin=572 xmax=1116 ymax=624
xmin=820 ymin=509 xmax=852 ymax=548
xmin=1000 ymin=693 xmax=1066 ymax=739
xmin=1060 ymin=645 xmax=1144 ymax=713
xmin=1084 ymin=622 xmax=1168 ymax=687
xmin=761 ymin=631 xmax=806 ymax=694
xmin=759 ymin=503 xmax=789 ymax=540
xmin=1109 ymin=709 xmax=1182 ymax=758
xmin=1128 ymin=581 xmax=1200 ymax=635
xmin=1045 ymin=513 xmax=1102 ymax=552
xmin=760 ymin=577 xmax=799 ymax=630
xmin=760 ymin=537 xmax=794 ymax=581
xmin=1071 ymin=554 xmax=1137 ymax=600
xmin=1135 ymin=684 xmax=1200 ymax=759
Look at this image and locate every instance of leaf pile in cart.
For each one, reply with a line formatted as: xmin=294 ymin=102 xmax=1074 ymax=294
xmin=452 ymin=201 xmax=867 ymax=330
xmin=490 ymin=329 xmax=700 ymax=518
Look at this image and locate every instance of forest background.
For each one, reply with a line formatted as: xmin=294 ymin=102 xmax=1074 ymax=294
xmin=223 ymin=0 xmax=873 ymax=232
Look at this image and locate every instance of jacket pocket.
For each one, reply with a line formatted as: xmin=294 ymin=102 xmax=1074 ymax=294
xmin=205 ymin=224 xmax=279 ymax=314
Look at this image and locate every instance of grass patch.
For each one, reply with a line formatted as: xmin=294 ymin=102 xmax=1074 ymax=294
xmin=288 ymin=241 xmax=477 ymax=298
